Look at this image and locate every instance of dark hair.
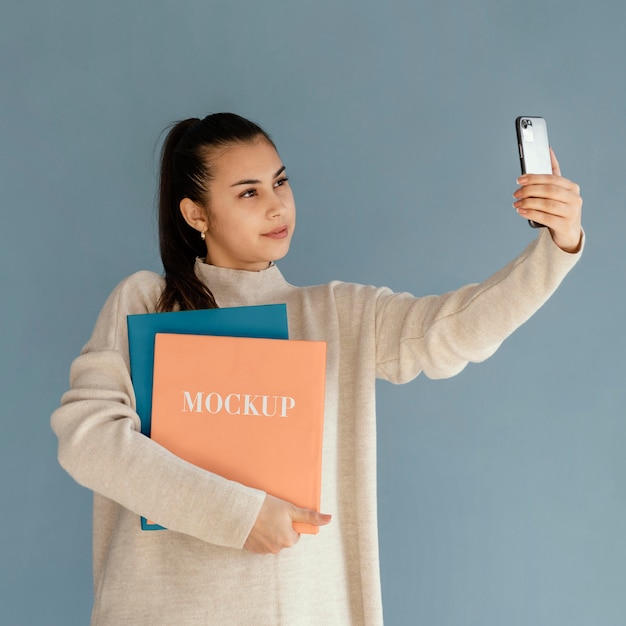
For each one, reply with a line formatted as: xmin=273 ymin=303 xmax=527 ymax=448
xmin=156 ymin=112 xmax=275 ymax=312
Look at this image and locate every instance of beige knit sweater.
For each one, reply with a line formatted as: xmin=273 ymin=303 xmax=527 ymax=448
xmin=51 ymin=229 xmax=581 ymax=625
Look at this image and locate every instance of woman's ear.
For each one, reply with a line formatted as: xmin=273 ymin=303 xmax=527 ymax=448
xmin=180 ymin=198 xmax=209 ymax=234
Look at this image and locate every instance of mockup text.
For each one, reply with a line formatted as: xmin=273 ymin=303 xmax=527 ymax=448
xmin=182 ymin=391 xmax=296 ymax=418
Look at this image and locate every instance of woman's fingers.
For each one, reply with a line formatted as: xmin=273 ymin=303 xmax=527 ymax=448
xmin=550 ymin=146 xmax=561 ymax=176
xmin=513 ymin=150 xmax=583 ymax=253
xmin=514 ymin=183 xmax=580 ymax=216
xmin=291 ymin=507 xmax=332 ymax=528
xmin=244 ymin=494 xmax=331 ymax=555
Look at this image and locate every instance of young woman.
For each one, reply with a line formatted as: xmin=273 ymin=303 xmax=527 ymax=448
xmin=52 ymin=113 xmax=583 ymax=625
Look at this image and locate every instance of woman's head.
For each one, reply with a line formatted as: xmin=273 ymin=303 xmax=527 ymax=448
xmin=157 ymin=113 xmax=295 ymax=311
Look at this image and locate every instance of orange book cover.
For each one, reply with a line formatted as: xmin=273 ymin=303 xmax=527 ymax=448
xmin=150 ymin=333 xmax=327 ymax=534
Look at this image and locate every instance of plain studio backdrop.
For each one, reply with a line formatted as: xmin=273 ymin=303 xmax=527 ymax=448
xmin=1 ymin=1 xmax=624 ymax=624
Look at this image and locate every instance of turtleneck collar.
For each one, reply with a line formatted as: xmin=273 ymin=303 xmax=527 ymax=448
xmin=193 ymin=259 xmax=293 ymax=308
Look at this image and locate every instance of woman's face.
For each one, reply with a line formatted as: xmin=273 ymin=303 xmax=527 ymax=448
xmin=190 ymin=137 xmax=296 ymax=271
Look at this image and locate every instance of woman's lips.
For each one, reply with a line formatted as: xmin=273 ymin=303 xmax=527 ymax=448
xmin=262 ymin=226 xmax=289 ymax=240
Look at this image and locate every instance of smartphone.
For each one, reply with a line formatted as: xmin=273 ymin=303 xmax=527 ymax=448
xmin=515 ymin=116 xmax=551 ymax=228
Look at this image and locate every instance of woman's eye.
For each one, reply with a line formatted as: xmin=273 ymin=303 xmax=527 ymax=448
xmin=241 ymin=189 xmax=257 ymax=198
xmin=274 ymin=176 xmax=289 ymax=188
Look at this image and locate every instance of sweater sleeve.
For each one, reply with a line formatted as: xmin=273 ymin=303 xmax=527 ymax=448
xmin=375 ymin=229 xmax=584 ymax=383
xmin=50 ymin=272 xmax=265 ymax=549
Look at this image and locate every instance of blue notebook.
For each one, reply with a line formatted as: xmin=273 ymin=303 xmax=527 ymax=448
xmin=127 ymin=304 xmax=289 ymax=531
xmin=127 ymin=304 xmax=289 ymax=437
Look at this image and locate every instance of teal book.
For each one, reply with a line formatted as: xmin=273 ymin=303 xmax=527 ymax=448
xmin=127 ymin=304 xmax=289 ymax=436
xmin=126 ymin=303 xmax=289 ymax=531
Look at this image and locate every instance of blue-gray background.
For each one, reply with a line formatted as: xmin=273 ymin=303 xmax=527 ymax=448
xmin=1 ymin=1 xmax=624 ymax=624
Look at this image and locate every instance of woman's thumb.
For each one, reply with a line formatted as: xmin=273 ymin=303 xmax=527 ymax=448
xmin=291 ymin=507 xmax=332 ymax=526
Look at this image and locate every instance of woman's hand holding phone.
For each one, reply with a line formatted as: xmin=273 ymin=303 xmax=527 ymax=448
xmin=513 ymin=148 xmax=583 ymax=253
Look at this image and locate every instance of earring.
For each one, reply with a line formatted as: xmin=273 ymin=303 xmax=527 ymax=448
xmin=200 ymin=230 xmax=206 ymax=241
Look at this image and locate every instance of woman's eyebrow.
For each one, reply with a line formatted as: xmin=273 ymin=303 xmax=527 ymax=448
xmin=230 ymin=165 xmax=286 ymax=187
